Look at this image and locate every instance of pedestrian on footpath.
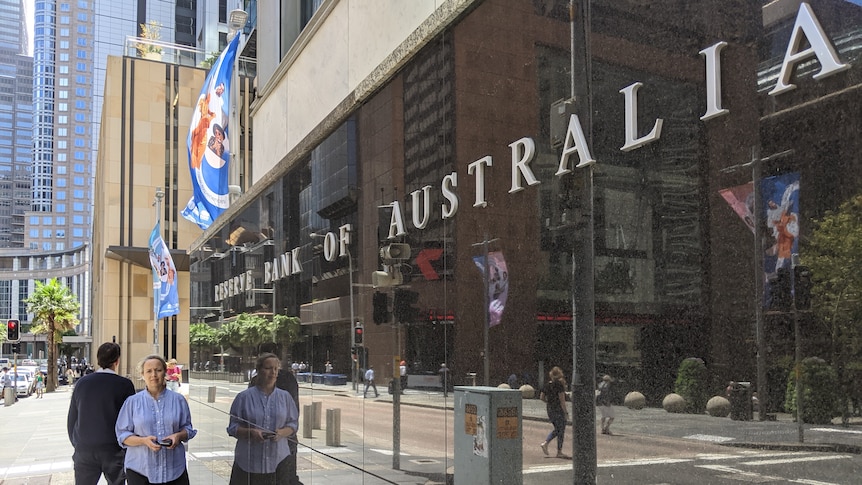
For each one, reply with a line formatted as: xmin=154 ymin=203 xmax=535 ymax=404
xmin=35 ymin=371 xmax=44 ymax=398
xmin=116 ymin=354 xmax=196 ymax=485
xmin=364 ymin=365 xmax=379 ymax=398
xmin=67 ymin=342 xmax=136 ymax=485
xmin=539 ymin=366 xmax=570 ymax=459
xmin=597 ymin=374 xmax=615 ymax=435
xmin=228 ymin=353 xmax=299 ymax=485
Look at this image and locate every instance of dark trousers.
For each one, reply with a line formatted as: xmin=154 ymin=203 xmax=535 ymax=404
xmin=363 ymin=380 xmax=378 ymax=397
xmin=229 ymin=455 xmax=295 ymax=485
xmin=72 ymin=448 xmax=127 ymax=485
xmin=126 ymin=468 xmax=189 ymax=485
xmin=544 ymin=410 xmax=567 ymax=451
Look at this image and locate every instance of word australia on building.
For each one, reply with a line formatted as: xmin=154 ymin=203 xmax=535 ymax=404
xmin=381 ymin=2 xmax=847 ymax=239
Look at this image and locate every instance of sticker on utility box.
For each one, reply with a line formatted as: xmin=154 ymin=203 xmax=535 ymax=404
xmin=496 ymin=406 xmax=519 ymax=439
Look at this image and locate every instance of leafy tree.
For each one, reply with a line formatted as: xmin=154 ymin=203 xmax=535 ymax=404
xmin=190 ymin=323 xmax=218 ymax=366
xmin=236 ymin=313 xmax=274 ymax=350
xmin=25 ymin=278 xmax=80 ymax=392
xmin=273 ymin=314 xmax=302 ymax=346
xmin=807 ymin=193 xmax=862 ymax=370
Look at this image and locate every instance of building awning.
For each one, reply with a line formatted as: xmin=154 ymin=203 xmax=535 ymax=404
xmin=106 ymin=245 xmax=190 ymax=272
xmin=300 ymin=296 xmax=351 ymax=325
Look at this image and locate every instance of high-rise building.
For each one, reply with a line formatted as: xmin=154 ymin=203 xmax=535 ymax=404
xmin=0 ymin=0 xmax=32 ymax=248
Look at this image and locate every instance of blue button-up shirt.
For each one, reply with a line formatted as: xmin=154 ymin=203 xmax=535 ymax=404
xmin=227 ymin=386 xmax=298 ymax=474
xmin=116 ymin=388 xmax=196 ymax=483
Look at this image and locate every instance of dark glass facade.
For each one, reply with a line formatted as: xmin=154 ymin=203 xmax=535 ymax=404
xmin=186 ymin=1 xmax=862 ymax=481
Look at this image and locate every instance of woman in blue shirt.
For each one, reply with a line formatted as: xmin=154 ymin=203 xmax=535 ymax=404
xmin=116 ymin=355 xmax=196 ymax=485
xmin=227 ymin=353 xmax=299 ymax=485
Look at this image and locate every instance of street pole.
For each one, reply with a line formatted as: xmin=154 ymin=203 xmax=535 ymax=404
xmin=569 ymin=1 xmax=597 ymax=481
xmin=792 ymin=258 xmax=804 ymax=443
xmin=153 ymin=187 xmax=165 ymax=356
xmin=720 ymin=148 xmax=792 ymax=420
xmin=751 ymin=148 xmax=768 ymax=420
xmin=348 ymin=249 xmax=357 ymax=392
xmin=471 ymin=235 xmax=498 ymax=387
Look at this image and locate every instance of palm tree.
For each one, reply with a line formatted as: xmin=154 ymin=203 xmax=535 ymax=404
xmin=25 ymin=278 xmax=80 ymax=392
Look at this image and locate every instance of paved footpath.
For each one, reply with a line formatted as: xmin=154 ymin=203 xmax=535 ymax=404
xmin=1 ymin=381 xmax=858 ymax=484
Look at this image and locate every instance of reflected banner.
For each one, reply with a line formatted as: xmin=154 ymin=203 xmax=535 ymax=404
xmin=472 ymin=251 xmax=509 ymax=327
xmin=760 ymin=172 xmax=800 ymax=306
xmin=719 ymin=181 xmax=755 ymax=234
xmin=149 ymin=221 xmax=180 ymax=318
xmin=182 ymin=35 xmax=240 ymax=230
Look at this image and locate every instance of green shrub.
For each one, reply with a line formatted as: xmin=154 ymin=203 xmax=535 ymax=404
xmin=675 ymin=357 xmax=709 ymax=414
xmin=784 ymin=357 xmax=841 ymax=424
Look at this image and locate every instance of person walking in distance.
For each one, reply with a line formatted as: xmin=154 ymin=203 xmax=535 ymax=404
xmin=363 ymin=365 xmax=379 ymax=398
xmin=539 ymin=366 xmax=570 ymax=459
xmin=67 ymin=342 xmax=136 ymax=485
xmin=597 ymin=374 xmax=615 ymax=435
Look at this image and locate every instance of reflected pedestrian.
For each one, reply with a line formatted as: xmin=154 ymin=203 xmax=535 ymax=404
xmin=597 ymin=374 xmax=615 ymax=435
xmin=539 ymin=366 xmax=570 ymax=459
xmin=438 ymin=363 xmax=450 ymax=397
xmin=228 ymin=353 xmax=299 ymax=485
xmin=363 ymin=365 xmax=379 ymax=398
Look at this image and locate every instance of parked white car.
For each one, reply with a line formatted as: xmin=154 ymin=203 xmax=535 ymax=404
xmin=13 ymin=374 xmax=32 ymax=397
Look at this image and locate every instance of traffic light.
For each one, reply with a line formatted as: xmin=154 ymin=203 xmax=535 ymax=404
xmin=794 ymin=266 xmax=812 ymax=310
xmin=393 ymin=289 xmax=420 ymax=323
xmin=372 ymin=291 xmax=390 ymax=324
xmin=6 ymin=319 xmax=19 ymax=342
xmin=380 ymin=243 xmax=411 ymax=263
xmin=769 ymin=268 xmax=792 ymax=311
xmin=353 ymin=323 xmax=364 ymax=346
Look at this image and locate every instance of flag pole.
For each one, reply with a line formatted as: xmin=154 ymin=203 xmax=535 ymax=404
xmin=153 ymin=187 xmax=165 ymax=356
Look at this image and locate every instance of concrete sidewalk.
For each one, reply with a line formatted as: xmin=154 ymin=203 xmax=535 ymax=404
xmin=1 ymin=380 xmax=859 ymax=484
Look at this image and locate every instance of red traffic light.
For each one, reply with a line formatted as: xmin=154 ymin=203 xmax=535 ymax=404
xmin=353 ymin=324 xmax=364 ymax=345
xmin=7 ymin=319 xmax=20 ymax=341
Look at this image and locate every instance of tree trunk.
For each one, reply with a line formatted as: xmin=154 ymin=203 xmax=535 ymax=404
xmin=46 ymin=317 xmax=57 ymax=392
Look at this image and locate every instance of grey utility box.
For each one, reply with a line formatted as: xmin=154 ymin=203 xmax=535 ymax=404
xmin=454 ymin=386 xmax=523 ymax=485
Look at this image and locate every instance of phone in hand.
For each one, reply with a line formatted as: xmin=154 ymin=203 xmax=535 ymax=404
xmin=158 ymin=438 xmax=173 ymax=447
xmin=261 ymin=431 xmax=276 ymax=440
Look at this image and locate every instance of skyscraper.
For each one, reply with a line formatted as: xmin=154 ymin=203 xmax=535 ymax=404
xmin=0 ymin=0 xmax=32 ymax=248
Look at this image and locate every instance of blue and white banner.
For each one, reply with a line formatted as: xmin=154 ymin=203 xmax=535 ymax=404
xmin=472 ymin=251 xmax=509 ymax=327
xmin=760 ymin=172 xmax=800 ymax=308
xmin=182 ymin=35 xmax=240 ymax=229
xmin=149 ymin=221 xmax=180 ymax=318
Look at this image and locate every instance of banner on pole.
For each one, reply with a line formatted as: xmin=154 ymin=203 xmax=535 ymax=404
xmin=760 ymin=172 xmax=800 ymax=307
xmin=149 ymin=221 xmax=180 ymax=318
xmin=473 ymin=251 xmax=509 ymax=327
xmin=182 ymin=35 xmax=240 ymax=229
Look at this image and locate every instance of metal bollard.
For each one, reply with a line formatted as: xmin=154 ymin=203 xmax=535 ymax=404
xmin=207 ymin=386 xmax=216 ymax=403
xmin=312 ymin=401 xmax=322 ymax=429
xmin=302 ymin=404 xmax=313 ymax=438
xmin=325 ymin=408 xmax=341 ymax=446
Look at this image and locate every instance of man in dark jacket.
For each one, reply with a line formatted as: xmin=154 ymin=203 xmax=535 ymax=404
xmin=67 ymin=342 xmax=136 ymax=485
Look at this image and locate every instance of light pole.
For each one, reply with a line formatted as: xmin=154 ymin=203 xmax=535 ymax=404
xmin=153 ymin=187 xmax=165 ymax=356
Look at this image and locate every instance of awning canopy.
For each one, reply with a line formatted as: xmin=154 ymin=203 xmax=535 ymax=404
xmin=106 ymin=245 xmax=190 ymax=271
xmin=300 ymin=296 xmax=351 ymax=325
